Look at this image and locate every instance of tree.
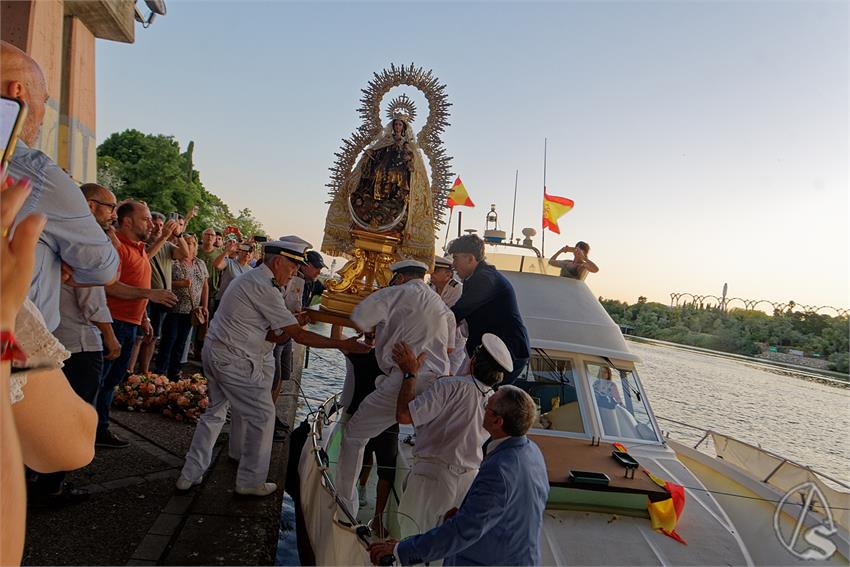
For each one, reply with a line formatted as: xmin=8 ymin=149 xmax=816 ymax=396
xmin=96 ymin=129 xmax=263 ymax=235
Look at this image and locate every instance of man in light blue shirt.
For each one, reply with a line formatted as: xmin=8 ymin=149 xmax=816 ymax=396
xmin=2 ymin=41 xmax=119 ymax=330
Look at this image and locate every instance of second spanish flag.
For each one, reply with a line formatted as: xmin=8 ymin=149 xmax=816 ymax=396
xmin=542 ymin=189 xmax=574 ymax=234
xmin=446 ymin=177 xmax=475 ymax=208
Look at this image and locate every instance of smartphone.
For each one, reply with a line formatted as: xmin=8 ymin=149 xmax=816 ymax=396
xmin=1 ymin=96 xmax=27 ymax=171
xmin=253 ymin=235 xmax=268 ymax=243
xmin=168 ymin=212 xmax=179 ymax=222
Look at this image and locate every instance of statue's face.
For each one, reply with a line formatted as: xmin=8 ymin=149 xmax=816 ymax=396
xmin=393 ymin=119 xmax=405 ymax=136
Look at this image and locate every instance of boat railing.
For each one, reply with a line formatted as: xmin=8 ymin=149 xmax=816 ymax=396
xmin=306 ymin=393 xmax=376 ymax=549
xmin=656 ymin=415 xmax=850 ymax=531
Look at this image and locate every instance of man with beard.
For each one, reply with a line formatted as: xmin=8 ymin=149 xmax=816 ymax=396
xmin=97 ymin=201 xmax=175 ymax=448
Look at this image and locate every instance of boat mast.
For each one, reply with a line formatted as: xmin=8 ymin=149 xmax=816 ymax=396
xmin=509 ymin=169 xmax=518 ymax=243
xmin=542 ymin=138 xmax=547 ymax=256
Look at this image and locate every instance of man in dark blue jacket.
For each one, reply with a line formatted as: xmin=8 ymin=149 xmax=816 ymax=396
xmin=447 ymin=235 xmax=530 ymax=384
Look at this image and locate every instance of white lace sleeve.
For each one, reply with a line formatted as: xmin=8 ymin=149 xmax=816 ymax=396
xmin=9 ymin=299 xmax=71 ymax=404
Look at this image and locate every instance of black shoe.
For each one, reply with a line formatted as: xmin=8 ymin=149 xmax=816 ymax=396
xmin=29 ymin=484 xmax=90 ymax=508
xmin=95 ymin=430 xmax=129 ymax=448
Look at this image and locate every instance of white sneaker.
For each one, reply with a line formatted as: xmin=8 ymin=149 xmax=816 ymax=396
xmin=358 ymin=484 xmax=367 ymax=507
xmin=235 ymin=482 xmax=277 ymax=497
xmin=175 ymin=476 xmax=199 ymax=491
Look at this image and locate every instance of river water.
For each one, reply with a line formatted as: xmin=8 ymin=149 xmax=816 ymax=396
xmin=277 ymin=335 xmax=850 ymax=564
xmin=296 ymin=331 xmax=850 ymax=482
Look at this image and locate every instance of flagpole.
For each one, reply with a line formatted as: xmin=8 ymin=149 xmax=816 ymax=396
xmin=443 ymin=207 xmax=454 ymax=250
xmin=509 ymin=169 xmax=518 ymax=243
xmin=542 ymin=138 xmax=547 ymax=257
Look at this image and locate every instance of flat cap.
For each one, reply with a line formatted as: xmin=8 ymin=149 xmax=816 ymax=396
xmin=389 ymin=259 xmax=429 ymax=273
xmin=481 ymin=333 xmax=513 ymax=373
xmin=306 ymin=250 xmax=327 ymax=269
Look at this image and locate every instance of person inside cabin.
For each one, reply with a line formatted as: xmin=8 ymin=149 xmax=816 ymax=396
xmin=548 ymin=241 xmax=599 ymax=279
xmin=592 ymin=366 xmax=622 ymax=404
xmin=368 ymin=386 xmax=550 ymax=566
xmin=391 ymin=333 xmax=511 ymax=538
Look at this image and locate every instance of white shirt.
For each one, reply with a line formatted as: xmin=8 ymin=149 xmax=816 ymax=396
xmin=284 ymin=275 xmax=305 ymax=313
xmin=429 ymin=278 xmax=463 ymax=308
xmin=351 ymin=279 xmax=454 ymax=379
xmin=206 ymin=263 xmax=297 ymax=359
xmin=409 ymin=375 xmax=492 ymax=470
xmin=53 ymin=284 xmax=112 ymax=353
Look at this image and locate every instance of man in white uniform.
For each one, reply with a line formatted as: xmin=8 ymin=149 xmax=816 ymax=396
xmin=429 ymin=255 xmax=467 ymax=374
xmin=176 ymin=238 xmax=367 ymax=496
xmin=336 ymin=259 xmax=456 ymax=517
xmin=392 ymin=333 xmax=513 ymax=537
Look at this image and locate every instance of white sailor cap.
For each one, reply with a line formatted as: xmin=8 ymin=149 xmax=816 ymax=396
xmin=433 ymin=255 xmax=453 ymax=269
xmin=389 ymin=259 xmax=429 ymax=273
xmin=277 ymin=235 xmax=314 ymax=249
xmin=481 ymin=333 xmax=513 ymax=373
xmin=263 ymin=237 xmax=310 ymax=264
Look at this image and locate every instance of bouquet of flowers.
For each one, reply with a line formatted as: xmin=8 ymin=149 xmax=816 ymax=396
xmin=163 ymin=373 xmax=209 ymax=423
xmin=113 ymin=372 xmax=209 ymax=423
xmin=113 ymin=373 xmax=170 ymax=412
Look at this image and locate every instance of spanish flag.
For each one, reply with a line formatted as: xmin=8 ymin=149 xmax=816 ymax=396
xmin=542 ymin=189 xmax=574 ymax=234
xmin=446 ymin=177 xmax=475 ymax=208
xmin=645 ymin=471 xmax=687 ymax=545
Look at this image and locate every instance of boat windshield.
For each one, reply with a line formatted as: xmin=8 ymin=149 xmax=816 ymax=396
xmin=586 ymin=362 xmax=658 ymax=442
xmin=516 ymin=351 xmax=585 ymax=434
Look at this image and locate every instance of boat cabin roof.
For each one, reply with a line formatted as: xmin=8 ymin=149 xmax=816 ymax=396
xmin=492 ymin=261 xmax=639 ymax=363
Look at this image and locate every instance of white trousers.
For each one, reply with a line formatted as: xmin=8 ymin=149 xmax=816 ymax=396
xmin=398 ymin=459 xmax=476 ymax=538
xmin=181 ymin=343 xmax=276 ymax=488
xmin=335 ymin=370 xmax=437 ymax=518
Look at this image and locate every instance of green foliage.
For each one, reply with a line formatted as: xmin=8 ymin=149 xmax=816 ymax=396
xmin=601 ymin=298 xmax=849 ymax=371
xmin=96 ymin=129 xmax=263 ymax=236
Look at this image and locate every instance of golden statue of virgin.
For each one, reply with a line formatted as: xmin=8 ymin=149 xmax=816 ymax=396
xmin=319 ymin=64 xmax=454 ymax=318
xmin=324 ymin=112 xmax=435 ymax=265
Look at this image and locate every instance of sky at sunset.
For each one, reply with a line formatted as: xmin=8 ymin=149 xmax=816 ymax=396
xmin=96 ymin=1 xmax=848 ymax=309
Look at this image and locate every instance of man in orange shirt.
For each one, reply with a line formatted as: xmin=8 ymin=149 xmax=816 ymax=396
xmin=96 ymin=201 xmax=176 ymax=448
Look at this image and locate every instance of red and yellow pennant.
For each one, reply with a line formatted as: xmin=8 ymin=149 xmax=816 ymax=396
xmin=542 ymin=189 xmax=574 ymax=234
xmin=446 ymin=177 xmax=475 ymax=208
xmin=645 ymin=471 xmax=687 ymax=545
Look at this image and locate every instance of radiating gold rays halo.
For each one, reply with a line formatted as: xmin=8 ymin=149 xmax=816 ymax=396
xmin=326 ymin=62 xmax=454 ymax=227
xmin=385 ymin=93 xmax=417 ymax=124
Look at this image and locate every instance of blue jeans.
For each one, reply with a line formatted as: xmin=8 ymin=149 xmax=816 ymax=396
xmin=155 ymin=312 xmax=192 ymax=380
xmin=96 ymin=320 xmax=139 ymax=432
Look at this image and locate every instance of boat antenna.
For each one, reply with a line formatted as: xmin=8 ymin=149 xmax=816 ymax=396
xmin=509 ymin=169 xmax=518 ymax=243
xmin=541 ymin=138 xmax=547 ymax=257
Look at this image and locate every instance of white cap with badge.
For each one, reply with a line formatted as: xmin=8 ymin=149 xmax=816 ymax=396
xmin=263 ymin=236 xmax=311 ymax=264
xmin=389 ymin=259 xmax=429 ymax=273
xmin=433 ymin=255 xmax=453 ymax=269
xmin=480 ymin=333 xmax=513 ymax=373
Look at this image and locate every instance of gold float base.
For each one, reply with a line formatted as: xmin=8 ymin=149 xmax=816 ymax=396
xmin=320 ymin=229 xmax=400 ymax=320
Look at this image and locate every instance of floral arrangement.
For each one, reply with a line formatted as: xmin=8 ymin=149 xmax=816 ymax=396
xmin=163 ymin=374 xmax=209 ymax=423
xmin=113 ymin=372 xmax=208 ymax=423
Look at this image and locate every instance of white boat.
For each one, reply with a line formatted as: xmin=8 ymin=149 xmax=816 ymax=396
xmin=298 ymin=251 xmax=850 ymax=565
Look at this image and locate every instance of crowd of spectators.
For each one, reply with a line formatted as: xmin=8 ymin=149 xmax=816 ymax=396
xmin=0 ymin=41 xmax=327 ymax=565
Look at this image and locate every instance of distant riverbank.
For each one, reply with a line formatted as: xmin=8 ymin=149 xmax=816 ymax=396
xmin=625 ymin=335 xmax=850 ymax=387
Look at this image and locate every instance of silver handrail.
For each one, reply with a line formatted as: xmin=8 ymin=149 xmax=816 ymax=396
xmin=655 ymin=415 xmax=850 ymax=491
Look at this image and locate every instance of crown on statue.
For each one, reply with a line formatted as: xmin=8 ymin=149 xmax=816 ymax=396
xmin=385 ymin=93 xmax=417 ymax=124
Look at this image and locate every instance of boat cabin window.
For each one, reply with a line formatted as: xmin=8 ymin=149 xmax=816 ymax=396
xmin=586 ymin=363 xmax=658 ymax=442
xmin=516 ymin=353 xmax=585 ymax=434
